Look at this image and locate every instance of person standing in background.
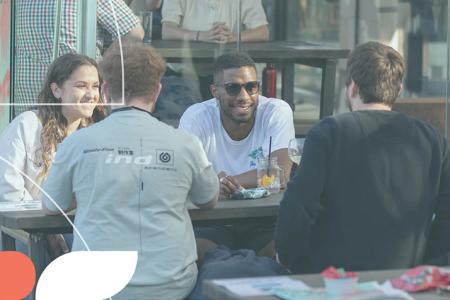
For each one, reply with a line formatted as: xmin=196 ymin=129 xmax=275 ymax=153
xmin=154 ymin=0 xmax=269 ymax=125
xmin=13 ymin=0 xmax=143 ymax=116
xmin=161 ymin=0 xmax=269 ymax=43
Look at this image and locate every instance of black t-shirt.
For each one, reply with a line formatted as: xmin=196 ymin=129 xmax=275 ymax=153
xmin=275 ymin=110 xmax=450 ymax=273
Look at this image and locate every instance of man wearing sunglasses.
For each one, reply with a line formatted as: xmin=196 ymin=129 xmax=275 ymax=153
xmin=179 ymin=52 xmax=295 ymax=255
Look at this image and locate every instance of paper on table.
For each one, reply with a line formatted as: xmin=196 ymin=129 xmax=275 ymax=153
xmin=0 ymin=200 xmax=41 ymax=211
xmin=271 ymin=281 xmax=413 ymax=300
xmin=212 ymin=276 xmax=309 ymax=297
xmin=380 ymin=281 xmax=414 ymax=300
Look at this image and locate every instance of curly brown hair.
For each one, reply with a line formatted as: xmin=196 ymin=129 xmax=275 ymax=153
xmin=36 ymin=53 xmax=108 ymax=179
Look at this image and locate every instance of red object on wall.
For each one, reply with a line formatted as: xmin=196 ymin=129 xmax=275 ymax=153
xmin=262 ymin=63 xmax=277 ymax=98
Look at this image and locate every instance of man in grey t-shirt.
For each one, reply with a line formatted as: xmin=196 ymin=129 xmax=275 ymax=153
xmin=42 ymin=41 xmax=219 ymax=300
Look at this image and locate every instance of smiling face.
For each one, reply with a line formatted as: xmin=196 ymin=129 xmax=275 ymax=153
xmin=212 ymin=66 xmax=259 ymax=127
xmin=51 ymin=65 xmax=100 ymax=123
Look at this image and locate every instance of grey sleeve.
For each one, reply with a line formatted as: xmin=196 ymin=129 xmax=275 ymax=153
xmin=190 ymin=165 xmax=219 ymax=205
xmin=161 ymin=0 xmax=183 ymax=24
xmin=241 ymin=0 xmax=269 ymax=29
xmin=188 ymin=137 xmax=219 ymax=205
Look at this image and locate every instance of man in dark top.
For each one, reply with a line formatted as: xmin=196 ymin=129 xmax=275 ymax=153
xmin=275 ymin=41 xmax=450 ymax=274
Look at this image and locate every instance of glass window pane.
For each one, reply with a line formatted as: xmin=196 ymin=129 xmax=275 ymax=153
xmin=0 ymin=0 xmax=12 ymax=130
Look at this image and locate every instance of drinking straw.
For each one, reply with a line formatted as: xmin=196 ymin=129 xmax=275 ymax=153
xmin=267 ymin=136 xmax=272 ymax=176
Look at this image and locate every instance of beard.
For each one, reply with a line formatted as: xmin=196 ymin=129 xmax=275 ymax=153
xmin=219 ymin=99 xmax=257 ymax=125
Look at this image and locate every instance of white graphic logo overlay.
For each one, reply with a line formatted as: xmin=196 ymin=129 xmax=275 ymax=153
xmin=36 ymin=251 xmax=138 ymax=300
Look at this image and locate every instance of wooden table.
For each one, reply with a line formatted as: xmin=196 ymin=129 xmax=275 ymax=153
xmin=0 ymin=193 xmax=283 ymax=299
xmin=150 ymin=40 xmax=349 ymax=118
xmin=204 ymin=269 xmax=449 ymax=300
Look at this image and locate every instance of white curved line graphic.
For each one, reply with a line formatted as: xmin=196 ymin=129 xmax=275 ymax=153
xmin=0 ymin=156 xmax=90 ymax=251
xmin=109 ymin=0 xmax=126 ymax=105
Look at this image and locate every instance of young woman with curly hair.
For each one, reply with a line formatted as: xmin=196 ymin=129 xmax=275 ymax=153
xmin=0 ymin=53 xmax=107 ymax=256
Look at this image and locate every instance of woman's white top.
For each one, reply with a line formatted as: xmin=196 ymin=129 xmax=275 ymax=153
xmin=0 ymin=111 xmax=44 ymax=201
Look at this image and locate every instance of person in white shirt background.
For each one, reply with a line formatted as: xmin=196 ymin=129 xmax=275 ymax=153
xmin=154 ymin=0 xmax=270 ymax=126
xmin=161 ymin=0 xmax=269 ymax=43
xmin=0 ymin=53 xmax=107 ymax=257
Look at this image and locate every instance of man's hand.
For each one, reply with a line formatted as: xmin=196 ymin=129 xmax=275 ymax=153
xmin=213 ymin=22 xmax=235 ymax=43
xmin=46 ymin=234 xmax=69 ymax=259
xmin=198 ymin=25 xmax=224 ymax=43
xmin=218 ymin=171 xmax=243 ymax=199
xmin=275 ymin=252 xmax=291 ymax=272
xmin=199 ymin=22 xmax=235 ymax=43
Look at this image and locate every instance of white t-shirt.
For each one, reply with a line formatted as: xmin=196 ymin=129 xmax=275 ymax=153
xmin=0 ymin=111 xmax=44 ymax=201
xmin=162 ymin=0 xmax=268 ymax=33
xmin=162 ymin=0 xmax=269 ymax=75
xmin=179 ymin=96 xmax=295 ymax=176
xmin=42 ymin=108 xmax=219 ymax=295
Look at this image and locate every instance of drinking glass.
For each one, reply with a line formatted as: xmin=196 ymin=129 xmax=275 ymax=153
xmin=139 ymin=11 xmax=153 ymax=43
xmin=257 ymin=157 xmax=282 ymax=194
xmin=288 ymin=138 xmax=302 ymax=165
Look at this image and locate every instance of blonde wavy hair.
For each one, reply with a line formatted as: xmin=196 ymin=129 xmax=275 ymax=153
xmin=36 ymin=53 xmax=108 ymax=179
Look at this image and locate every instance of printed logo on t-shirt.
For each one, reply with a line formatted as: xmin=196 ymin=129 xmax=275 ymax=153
xmin=98 ymin=147 xmax=176 ymax=171
xmin=248 ymin=146 xmax=263 ymax=168
xmin=118 ymin=147 xmax=134 ymax=156
xmin=104 ymin=147 xmax=153 ymax=165
xmin=105 ymin=153 xmax=153 ymax=165
xmin=156 ymin=149 xmax=174 ymax=166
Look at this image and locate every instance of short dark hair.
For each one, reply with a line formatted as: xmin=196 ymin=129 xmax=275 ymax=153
xmin=346 ymin=41 xmax=404 ymax=106
xmin=213 ymin=52 xmax=256 ymax=83
xmin=100 ymin=40 xmax=166 ymax=103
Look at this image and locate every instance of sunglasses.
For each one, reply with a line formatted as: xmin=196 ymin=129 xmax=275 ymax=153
xmin=218 ymin=81 xmax=260 ymax=97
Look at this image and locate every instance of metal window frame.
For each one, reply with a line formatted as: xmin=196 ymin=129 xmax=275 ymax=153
xmin=8 ymin=0 xmax=14 ymax=122
xmin=53 ymin=0 xmax=97 ymax=58
xmin=77 ymin=0 xmax=97 ymax=58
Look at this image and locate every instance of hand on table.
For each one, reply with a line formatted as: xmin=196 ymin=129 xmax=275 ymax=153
xmin=46 ymin=234 xmax=69 ymax=259
xmin=218 ymin=171 xmax=243 ymax=199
